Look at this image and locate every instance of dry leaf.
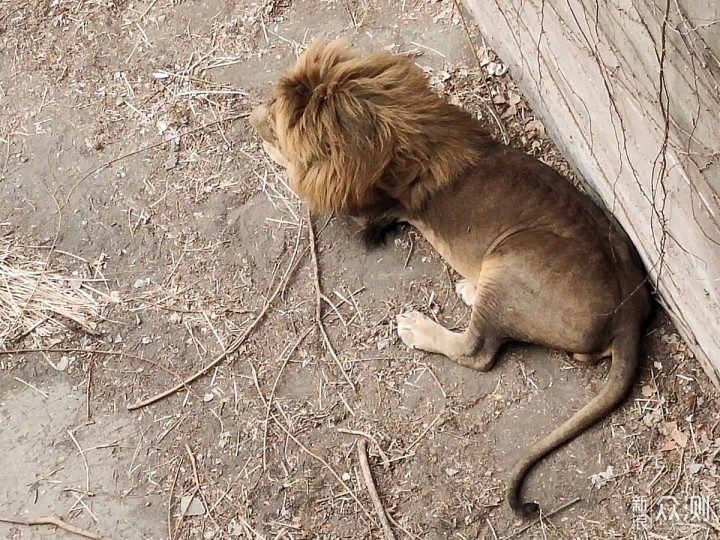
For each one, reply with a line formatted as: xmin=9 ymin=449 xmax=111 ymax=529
xmin=670 ymin=426 xmax=688 ymax=448
xmin=660 ymin=438 xmax=678 ymax=452
xmin=524 ymin=119 xmax=546 ymax=136
xmin=507 ymin=92 xmax=522 ymax=106
xmin=501 ymin=105 xmax=517 ymax=119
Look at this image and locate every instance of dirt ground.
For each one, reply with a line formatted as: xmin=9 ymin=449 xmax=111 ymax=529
xmin=1 ymin=1 xmax=719 ymax=539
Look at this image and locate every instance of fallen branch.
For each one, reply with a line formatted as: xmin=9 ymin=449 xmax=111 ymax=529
xmin=167 ymin=460 xmax=181 ymax=540
xmin=449 ymin=0 xmax=508 ymax=144
xmin=306 ymin=208 xmax=355 ymax=390
xmin=357 ymin=439 xmax=396 ymax=540
xmin=63 ymin=113 xmax=250 ymax=209
xmin=127 ymin=229 xmax=306 ymax=410
xmin=270 ymin=408 xmax=374 ymax=522
xmin=0 ymin=516 xmax=114 ymax=540
xmin=262 ymin=327 xmax=313 ymax=469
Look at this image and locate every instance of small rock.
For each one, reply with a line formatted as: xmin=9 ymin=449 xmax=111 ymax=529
xmin=642 ymin=411 xmax=661 ymax=427
xmin=133 ymin=278 xmax=150 ymax=289
xmin=203 ymin=392 xmax=214 ymax=402
xmin=180 ymin=495 xmax=206 ymax=516
xmin=445 ymin=467 xmax=459 ymax=477
xmin=218 ymin=431 xmax=231 ymax=449
xmin=486 ymin=61 xmax=508 ymax=77
xmin=589 ymin=465 xmax=614 ymax=488
xmin=56 ymin=356 xmax=70 ymax=371
xmin=641 ymin=385 xmax=655 ymax=397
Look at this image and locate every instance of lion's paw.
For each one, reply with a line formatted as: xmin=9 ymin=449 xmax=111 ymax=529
xmin=396 ymin=311 xmax=435 ymax=351
xmin=262 ymin=141 xmax=289 ymax=168
xmin=455 ymin=279 xmax=476 ymax=306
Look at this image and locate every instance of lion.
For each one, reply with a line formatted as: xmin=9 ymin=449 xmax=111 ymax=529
xmin=249 ymin=39 xmax=651 ymax=516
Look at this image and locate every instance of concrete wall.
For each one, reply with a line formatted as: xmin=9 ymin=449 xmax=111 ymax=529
xmin=462 ymin=0 xmax=720 ymax=389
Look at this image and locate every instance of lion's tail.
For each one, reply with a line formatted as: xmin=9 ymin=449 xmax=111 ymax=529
xmin=506 ymin=329 xmax=642 ymax=516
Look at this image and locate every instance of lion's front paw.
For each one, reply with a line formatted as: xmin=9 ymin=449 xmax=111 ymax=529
xmin=396 ymin=310 xmax=436 ymax=351
xmin=454 ymin=279 xmax=476 ymax=306
xmin=262 ymin=141 xmax=289 ymax=168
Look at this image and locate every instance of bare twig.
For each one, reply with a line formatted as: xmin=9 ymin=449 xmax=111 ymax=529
xmin=262 ymin=327 xmax=313 ymax=469
xmin=185 ymin=444 xmax=219 ymax=530
xmin=12 ymin=377 xmax=48 ymax=397
xmin=306 ymin=208 xmax=356 ymax=390
xmin=167 ymin=460 xmax=181 ymax=540
xmin=67 ymin=429 xmax=91 ymax=494
xmin=357 ymin=439 xmax=396 ymax=540
xmin=63 ymin=113 xmax=250 ymax=209
xmin=0 ymin=516 xmax=114 ymax=540
xmin=485 ymin=518 xmax=499 ymax=540
xmin=127 ymin=230 xmax=306 ymax=410
xmin=270 ymin=408 xmax=374 ymax=521
xmin=85 ymin=358 xmax=94 ymax=422
xmin=404 ymin=413 xmax=442 ymax=454
xmin=450 ymin=0 xmax=509 ymax=144
xmin=338 ymin=428 xmax=390 ymax=465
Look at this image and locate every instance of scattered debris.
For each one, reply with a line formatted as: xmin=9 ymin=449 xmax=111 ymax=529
xmin=0 ymin=243 xmax=107 ymax=347
xmin=590 ymin=465 xmax=615 ymax=488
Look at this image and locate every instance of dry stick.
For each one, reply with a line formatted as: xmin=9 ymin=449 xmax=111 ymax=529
xmin=185 ymin=444 xmax=220 ymax=531
xmin=357 ymin=439 xmax=396 ymax=540
xmin=171 ymin=448 xmax=202 ymax=539
xmin=450 ymin=0 xmax=509 ymax=145
xmin=306 ymin=208 xmax=356 ymax=391
xmin=269 ymin=409 xmax=374 ymax=522
xmin=85 ymin=358 xmax=94 ymax=422
xmin=0 ymin=516 xmax=115 ymax=540
xmin=0 ymin=347 xmax=205 ymax=404
xmin=337 ymin=428 xmax=390 ymax=465
xmin=504 ymin=497 xmax=582 ymax=539
xmin=63 ymin=113 xmax=250 ymax=210
xmin=67 ymin=429 xmax=91 ymax=494
xmin=127 ymin=236 xmax=306 ymax=410
xmin=262 ymin=327 xmax=313 ymax=469
xmin=386 ymin=513 xmax=419 ymax=540
xmin=485 ymin=518 xmax=499 ymax=540
xmin=404 ymin=413 xmax=443 ymax=454
xmin=167 ymin=460 xmax=182 ymax=540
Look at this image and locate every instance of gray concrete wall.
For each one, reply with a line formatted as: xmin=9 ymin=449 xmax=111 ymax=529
xmin=462 ymin=0 xmax=720 ymax=389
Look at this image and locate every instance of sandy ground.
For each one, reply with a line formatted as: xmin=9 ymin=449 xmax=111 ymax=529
xmin=1 ymin=1 xmax=719 ymax=539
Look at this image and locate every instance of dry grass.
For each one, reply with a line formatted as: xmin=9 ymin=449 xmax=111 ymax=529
xmin=0 ymin=243 xmax=109 ymax=347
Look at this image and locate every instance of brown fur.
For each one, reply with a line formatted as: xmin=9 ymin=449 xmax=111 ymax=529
xmin=250 ymin=40 xmax=651 ymax=516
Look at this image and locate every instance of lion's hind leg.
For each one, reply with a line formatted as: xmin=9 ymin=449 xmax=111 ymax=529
xmin=396 ymin=271 xmax=505 ymax=372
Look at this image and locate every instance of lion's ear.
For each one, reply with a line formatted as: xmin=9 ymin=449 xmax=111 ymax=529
xmin=276 ymin=74 xmax=314 ymax=129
